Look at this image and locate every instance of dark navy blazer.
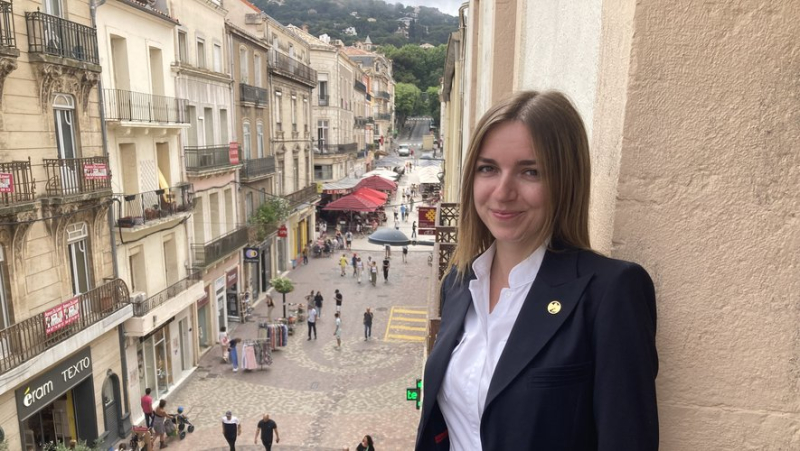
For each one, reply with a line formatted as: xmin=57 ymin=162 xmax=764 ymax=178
xmin=416 ymin=247 xmax=659 ymax=450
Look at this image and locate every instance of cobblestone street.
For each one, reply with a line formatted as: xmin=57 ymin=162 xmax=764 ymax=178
xmin=159 ymin=174 xmax=433 ymax=451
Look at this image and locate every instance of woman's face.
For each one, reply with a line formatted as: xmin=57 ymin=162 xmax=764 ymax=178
xmin=362 ymin=436 xmax=369 ymax=445
xmin=473 ymin=121 xmax=547 ymax=251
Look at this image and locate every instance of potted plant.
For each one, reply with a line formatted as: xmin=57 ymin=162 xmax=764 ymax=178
xmin=269 ymin=276 xmax=294 ymax=320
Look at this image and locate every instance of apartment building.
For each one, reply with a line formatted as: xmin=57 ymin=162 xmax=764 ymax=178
xmin=438 ymin=1 xmax=799 ymax=449
xmin=95 ymin=0 xmax=204 ymax=430
xmin=0 ymin=0 xmax=131 ymax=449
xmin=343 ymin=47 xmax=394 ymax=152
xmin=171 ymin=0 xmax=245 ymax=351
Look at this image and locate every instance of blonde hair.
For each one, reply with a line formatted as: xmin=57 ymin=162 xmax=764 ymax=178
xmin=449 ymin=90 xmax=592 ymax=277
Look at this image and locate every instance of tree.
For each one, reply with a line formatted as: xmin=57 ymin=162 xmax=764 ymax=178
xmin=269 ymin=276 xmax=295 ymax=319
xmin=250 ymin=197 xmax=292 ymax=242
xmin=394 ymin=82 xmax=421 ymax=125
xmin=425 ymin=86 xmax=441 ymax=127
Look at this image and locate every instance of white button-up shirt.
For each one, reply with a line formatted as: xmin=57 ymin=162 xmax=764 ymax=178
xmin=438 ymin=242 xmax=547 ymax=450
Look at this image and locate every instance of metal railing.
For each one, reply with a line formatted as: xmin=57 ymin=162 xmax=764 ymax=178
xmin=192 ymin=226 xmax=249 ymax=267
xmin=104 ymin=89 xmax=187 ymax=124
xmin=269 ymin=50 xmax=317 ymax=87
xmin=376 ymin=113 xmax=392 ymax=121
xmin=354 ymin=80 xmax=366 ymax=93
xmin=315 ymin=143 xmax=358 ymax=155
xmin=436 ymin=203 xmax=460 ymax=281
xmin=0 ymin=159 xmax=35 ymax=206
xmin=43 ymin=156 xmax=111 ymax=197
xmin=0 ymin=1 xmax=16 ymax=50
xmin=377 ymin=90 xmax=391 ymax=100
xmin=26 ymin=11 xmax=99 ymax=65
xmin=0 ymin=279 xmax=129 ymax=374
xmin=116 ymin=184 xmax=194 ymax=228
xmin=242 ymin=156 xmax=276 ymax=179
xmin=240 ymin=83 xmax=268 ymax=106
xmin=318 ymin=95 xmax=329 ymax=106
xmin=132 ymin=271 xmax=201 ymax=316
xmin=185 ymin=145 xmax=236 ymax=172
xmin=285 ymin=185 xmax=318 ymax=205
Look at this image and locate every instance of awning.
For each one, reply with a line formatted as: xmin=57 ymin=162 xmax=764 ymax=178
xmin=321 ymin=177 xmax=361 ymax=194
xmin=323 ymin=194 xmax=380 ymax=212
xmin=353 ymin=187 xmax=388 ymax=205
xmin=357 ymin=175 xmax=397 ymax=192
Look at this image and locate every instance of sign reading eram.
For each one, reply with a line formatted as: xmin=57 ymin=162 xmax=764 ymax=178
xmin=16 ymin=347 xmax=93 ymax=420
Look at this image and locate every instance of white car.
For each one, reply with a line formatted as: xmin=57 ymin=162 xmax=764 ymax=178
xmin=397 ymin=145 xmax=410 ymax=156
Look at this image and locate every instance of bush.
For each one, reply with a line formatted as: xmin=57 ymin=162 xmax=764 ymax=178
xmin=269 ymin=277 xmax=294 ymax=294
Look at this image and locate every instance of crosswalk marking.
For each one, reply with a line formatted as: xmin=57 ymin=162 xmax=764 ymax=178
xmin=392 ymin=317 xmax=427 ymax=323
xmin=390 ymin=325 xmax=427 ymax=332
xmin=393 ymin=308 xmax=427 ymax=315
xmin=384 ymin=306 xmax=428 ymax=342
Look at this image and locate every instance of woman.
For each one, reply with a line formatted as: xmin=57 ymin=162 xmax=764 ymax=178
xmin=369 ymin=261 xmax=378 ymax=286
xmin=333 ymin=312 xmax=342 ymax=349
xmin=314 ymin=291 xmax=324 ymax=318
xmin=356 ymin=435 xmax=375 ymax=451
xmin=356 ymin=257 xmax=364 ymax=284
xmin=153 ymin=399 xmax=172 ymax=448
xmin=218 ymin=327 xmax=229 ymax=363
xmin=229 ymin=338 xmax=240 ymax=372
xmin=415 ymin=91 xmax=658 ymax=450
xmin=266 ymin=295 xmax=275 ymax=322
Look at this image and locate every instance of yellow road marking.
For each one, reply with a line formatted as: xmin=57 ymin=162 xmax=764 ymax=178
xmin=385 ymin=334 xmax=426 ymax=342
xmin=392 ymin=317 xmax=427 ymax=323
xmin=389 ymin=325 xmax=427 ymax=332
xmin=384 ymin=306 xmax=429 ymax=342
xmin=393 ymin=308 xmax=427 ymax=315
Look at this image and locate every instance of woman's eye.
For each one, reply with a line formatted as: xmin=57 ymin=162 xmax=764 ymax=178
xmin=476 ymin=165 xmax=495 ymax=173
xmin=523 ymin=168 xmax=540 ymax=177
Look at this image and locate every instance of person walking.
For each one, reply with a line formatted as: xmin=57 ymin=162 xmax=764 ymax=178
xmin=219 ymin=327 xmax=229 ymax=363
xmin=153 ymin=399 xmax=172 ymax=449
xmin=382 ymin=256 xmax=390 ymax=283
xmin=305 ymin=290 xmax=315 ymax=310
xmin=221 ymin=410 xmax=241 ymax=451
xmin=345 ymin=230 xmax=353 ymax=250
xmin=356 ymin=435 xmax=375 ymax=451
xmin=266 ymin=295 xmax=275 ymax=322
xmin=351 ymin=253 xmax=358 ymax=277
xmin=363 ymin=308 xmax=373 ymax=341
xmin=334 ymin=312 xmax=342 ymax=349
xmin=141 ymin=387 xmax=154 ymax=428
xmin=229 ymin=338 xmax=240 ymax=372
xmin=370 ymin=261 xmax=379 ymax=286
xmin=307 ymin=305 xmax=318 ymax=340
xmin=339 ymin=254 xmax=348 ymax=276
xmin=314 ymin=291 xmax=324 ymax=319
xmin=302 ymin=245 xmax=309 ymax=265
xmin=411 ymin=221 xmax=417 ymax=238
xmin=335 ymin=289 xmax=343 ymax=314
xmin=356 ymin=257 xmax=364 ymax=284
xmin=402 ymin=245 xmax=408 ymax=263
xmin=384 ymin=244 xmax=391 ymax=259
xmin=254 ymin=413 xmax=280 ymax=450
xmin=400 ymin=204 xmax=406 ymax=222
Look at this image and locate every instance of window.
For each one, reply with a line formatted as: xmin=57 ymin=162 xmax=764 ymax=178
xmin=291 ymin=95 xmax=297 ymax=132
xmin=196 ymin=38 xmax=206 ymax=68
xmin=178 ymin=31 xmax=188 ymax=62
xmin=257 ymin=122 xmax=264 ymax=158
xmin=242 ymin=122 xmax=251 ymax=160
xmin=219 ymin=109 xmax=229 ymax=144
xmin=213 ymin=43 xmax=222 ymax=72
xmin=43 ymin=0 xmax=63 ymax=17
xmin=0 ymin=247 xmax=13 ymax=329
xmin=274 ymin=91 xmax=282 ymax=131
xmin=239 ymin=47 xmax=248 ymax=83
xmin=318 ymin=80 xmax=328 ymax=105
xmin=303 ymin=97 xmax=308 ymax=132
xmin=66 ymin=223 xmax=91 ymax=296
xmin=254 ymin=53 xmax=262 ymax=87
xmin=317 ymin=120 xmax=328 ymax=151
xmin=53 ymin=94 xmax=77 ymax=160
xmin=245 ymin=192 xmax=254 ymax=221
xmin=293 ymin=157 xmax=299 ymax=192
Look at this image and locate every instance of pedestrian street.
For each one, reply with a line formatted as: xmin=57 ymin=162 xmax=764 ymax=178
xmin=384 ymin=307 xmax=428 ymax=342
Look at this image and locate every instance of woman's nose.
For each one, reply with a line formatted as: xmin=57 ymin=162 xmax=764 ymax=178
xmin=493 ymin=173 xmax=517 ymax=201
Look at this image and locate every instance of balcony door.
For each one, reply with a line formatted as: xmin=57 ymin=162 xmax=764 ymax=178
xmin=54 ymin=94 xmax=80 ymax=193
xmin=44 ymin=0 xmax=63 ymax=17
xmin=66 ymin=222 xmax=92 ymax=299
xmin=0 ymin=247 xmax=12 ymax=330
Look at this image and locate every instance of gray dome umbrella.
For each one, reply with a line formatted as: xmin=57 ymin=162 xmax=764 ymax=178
xmin=368 ymin=227 xmax=435 ymax=247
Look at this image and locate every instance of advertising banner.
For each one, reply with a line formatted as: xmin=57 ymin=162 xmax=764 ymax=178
xmin=44 ymin=297 xmax=81 ymax=335
xmin=83 ymin=163 xmax=108 ymax=180
xmin=229 ymin=142 xmax=240 ymax=165
xmin=0 ymin=173 xmax=13 ymax=193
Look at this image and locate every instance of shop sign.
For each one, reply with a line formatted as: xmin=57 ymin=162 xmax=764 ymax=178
xmin=243 ymin=247 xmax=260 ymax=263
xmin=418 ymin=207 xmax=436 ymax=229
xmin=417 ymin=228 xmax=436 ymax=236
xmin=16 ymin=347 xmax=92 ymax=421
xmin=82 ymin=163 xmax=108 ymax=180
xmin=229 ymin=142 xmax=240 ymax=165
xmin=44 ymin=297 xmax=81 ymax=335
xmin=226 ymin=268 xmax=238 ymax=287
xmin=277 ymin=225 xmax=288 ymax=238
xmin=0 ymin=173 xmax=13 ymax=193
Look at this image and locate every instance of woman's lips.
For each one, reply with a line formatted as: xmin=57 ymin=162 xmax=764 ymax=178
xmin=491 ymin=210 xmax=521 ymax=220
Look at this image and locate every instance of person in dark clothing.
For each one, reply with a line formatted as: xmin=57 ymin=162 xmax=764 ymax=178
xmin=411 ymin=221 xmax=417 ymax=238
xmin=363 ymin=308 xmax=373 ymax=341
xmin=382 ymin=256 xmax=390 ymax=282
xmin=221 ymin=410 xmax=241 ymax=451
xmin=357 ymin=435 xmax=375 ymax=451
xmin=351 ymin=253 xmax=358 ymax=277
xmin=254 ymin=413 xmax=280 ymax=450
xmin=314 ymin=291 xmax=324 ymax=318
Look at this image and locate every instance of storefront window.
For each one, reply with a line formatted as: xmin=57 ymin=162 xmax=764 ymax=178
xmin=154 ymin=329 xmax=171 ymax=397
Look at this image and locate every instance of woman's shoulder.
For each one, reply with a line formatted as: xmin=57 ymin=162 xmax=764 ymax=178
xmin=572 ymin=248 xmax=651 ymax=279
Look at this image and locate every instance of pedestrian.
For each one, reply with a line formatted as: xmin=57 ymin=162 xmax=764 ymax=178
xmin=334 ymin=312 xmax=342 ymax=349
xmin=307 ymin=305 xmax=318 ymax=340
xmin=305 ymin=290 xmax=315 ymax=309
xmin=363 ymin=308 xmax=373 ymax=341
xmin=314 ymin=290 xmax=324 ymax=318
xmin=393 ymin=208 xmax=399 ymax=222
xmin=382 ymin=256 xmax=390 ymax=282
xmin=351 ymin=253 xmax=358 ymax=277
xmin=345 ymin=230 xmax=353 ymax=249
xmin=340 ymin=254 xmax=348 ymax=276
xmin=141 ymin=387 xmax=154 ymax=428
xmin=370 ymin=261 xmax=378 ymax=286
xmin=384 ymin=244 xmax=391 ymax=259
xmin=402 ymin=245 xmax=408 ymax=263
xmin=410 ymin=197 xmax=415 ymax=212
xmin=356 ymin=435 xmax=375 ymax=451
xmin=229 ymin=337 xmax=240 ymax=372
xmin=219 ymin=327 xmax=229 ymax=363
xmin=254 ymin=413 xmax=280 ymax=450
xmin=153 ymin=399 xmax=171 ymax=449
xmin=221 ymin=410 xmax=241 ymax=451
xmin=335 ymin=289 xmax=343 ymax=314
xmin=356 ymin=257 xmax=364 ymax=284
xmin=411 ymin=221 xmax=417 ymax=238
xmin=394 ymin=220 xmax=400 ymax=230
xmin=266 ymin=295 xmax=275 ymax=322
xmin=302 ymin=245 xmax=308 ymax=265
xmin=356 ymin=222 xmax=362 ymax=235
xmin=400 ymin=204 xmax=406 ymax=221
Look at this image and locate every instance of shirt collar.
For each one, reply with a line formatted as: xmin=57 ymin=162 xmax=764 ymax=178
xmin=470 ymin=241 xmax=548 ymax=288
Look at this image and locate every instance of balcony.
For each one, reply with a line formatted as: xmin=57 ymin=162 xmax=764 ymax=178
xmin=0 ymin=1 xmax=17 ymax=54
xmin=314 ymin=143 xmax=358 ymax=156
xmin=0 ymin=159 xmax=36 ymax=214
xmin=185 ymin=144 xmax=239 ymax=174
xmin=132 ymin=271 xmax=202 ymax=317
xmin=240 ymin=83 xmax=268 ymax=107
xmin=376 ymin=113 xmax=392 ymax=121
xmin=285 ymin=184 xmax=319 ymax=206
xmin=192 ymin=225 xmax=249 ymax=268
xmin=104 ymin=89 xmax=188 ymax=124
xmin=355 ymin=116 xmax=368 ymax=127
xmin=269 ymin=50 xmax=317 ymax=87
xmin=354 ymin=80 xmax=366 ymax=93
xmin=0 ymin=279 xmax=130 ymax=375
xmin=377 ymin=90 xmax=391 ymax=100
xmin=318 ymin=95 xmax=329 ymax=106
xmin=43 ymin=156 xmax=111 ymax=199
xmin=242 ymin=156 xmax=277 ymax=180
xmin=25 ymin=11 xmax=99 ymax=66
xmin=116 ymin=184 xmax=194 ymax=229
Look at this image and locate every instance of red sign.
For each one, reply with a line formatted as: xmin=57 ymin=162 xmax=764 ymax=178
xmin=418 ymin=207 xmax=436 ymax=229
xmin=226 ymin=268 xmax=238 ymax=288
xmin=277 ymin=225 xmax=288 ymax=238
xmin=418 ymin=228 xmax=436 ymax=236
xmin=83 ymin=163 xmax=108 ymax=180
xmin=44 ymin=297 xmax=81 ymax=335
xmin=0 ymin=173 xmax=12 ymax=193
xmin=229 ymin=142 xmax=240 ymax=165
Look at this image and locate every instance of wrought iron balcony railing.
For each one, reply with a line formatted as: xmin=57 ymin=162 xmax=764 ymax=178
xmin=315 ymin=143 xmax=358 ymax=155
xmin=132 ymin=271 xmax=201 ymax=316
xmin=0 ymin=159 xmax=35 ymax=207
xmin=43 ymin=156 xmax=111 ymax=197
xmin=285 ymin=184 xmax=318 ymax=206
xmin=0 ymin=279 xmax=129 ymax=374
xmin=377 ymin=90 xmax=391 ymax=100
xmin=242 ymin=156 xmax=276 ymax=180
xmin=192 ymin=226 xmax=249 ymax=267
xmin=26 ymin=11 xmax=99 ymax=65
xmin=269 ymin=50 xmax=317 ymax=87
xmin=318 ymin=95 xmax=329 ymax=106
xmin=376 ymin=113 xmax=392 ymax=121
xmin=355 ymin=117 xmax=368 ymax=127
xmin=0 ymin=1 xmax=16 ymax=51
xmin=104 ymin=89 xmax=187 ymax=124
xmin=240 ymin=83 xmax=268 ymax=106
xmin=354 ymin=80 xmax=366 ymax=93
xmin=185 ymin=144 xmax=238 ymax=173
xmin=116 ymin=184 xmax=194 ymax=228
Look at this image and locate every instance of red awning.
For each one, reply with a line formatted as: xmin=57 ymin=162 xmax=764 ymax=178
xmin=356 ymin=175 xmax=397 ymax=192
xmin=323 ymin=194 xmax=380 ymax=212
xmin=353 ymin=187 xmax=388 ymax=205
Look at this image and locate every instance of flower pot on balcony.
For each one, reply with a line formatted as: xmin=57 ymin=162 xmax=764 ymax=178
xmin=145 ymin=208 xmax=159 ymax=220
xmin=117 ymin=217 xmax=136 ymax=228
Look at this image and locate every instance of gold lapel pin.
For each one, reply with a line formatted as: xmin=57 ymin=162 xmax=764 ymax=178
xmin=547 ymin=301 xmax=562 ymax=315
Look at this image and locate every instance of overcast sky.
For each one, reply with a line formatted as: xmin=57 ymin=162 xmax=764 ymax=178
xmin=394 ymin=0 xmax=464 ymax=17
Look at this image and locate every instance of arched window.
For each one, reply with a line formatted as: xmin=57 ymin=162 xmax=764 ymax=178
xmin=256 ymin=122 xmax=264 ymax=159
xmin=242 ymin=121 xmax=251 ymax=160
xmin=66 ymin=222 xmax=91 ymax=296
xmin=53 ymin=94 xmax=77 ymax=160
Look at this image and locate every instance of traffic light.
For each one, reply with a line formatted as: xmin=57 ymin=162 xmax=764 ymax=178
xmin=406 ymin=378 xmax=422 ymax=410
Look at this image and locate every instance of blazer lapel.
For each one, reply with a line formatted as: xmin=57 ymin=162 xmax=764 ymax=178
xmin=484 ymin=249 xmax=593 ymax=409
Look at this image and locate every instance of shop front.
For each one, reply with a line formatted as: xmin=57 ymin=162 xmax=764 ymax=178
xmin=136 ymin=324 xmax=173 ymax=400
xmin=197 ymin=285 xmax=211 ymax=349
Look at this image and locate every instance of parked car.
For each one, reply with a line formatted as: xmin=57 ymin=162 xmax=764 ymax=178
xmin=398 ymin=145 xmax=410 ymax=156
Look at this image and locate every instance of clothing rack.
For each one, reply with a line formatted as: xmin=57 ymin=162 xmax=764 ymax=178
xmin=242 ymin=338 xmax=272 ymax=369
xmin=259 ymin=321 xmax=289 ymax=349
